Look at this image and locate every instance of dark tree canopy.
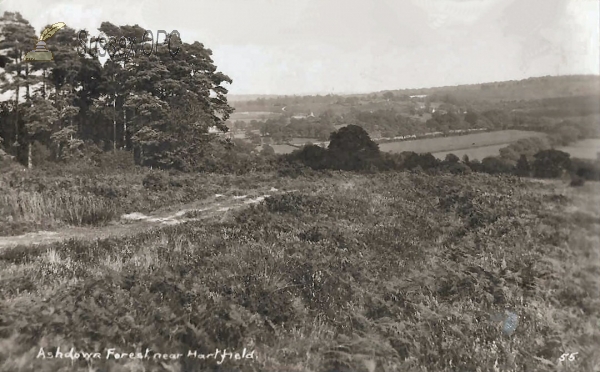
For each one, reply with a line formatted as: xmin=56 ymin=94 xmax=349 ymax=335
xmin=327 ymin=125 xmax=381 ymax=170
xmin=0 ymin=12 xmax=234 ymax=170
xmin=445 ymin=153 xmax=460 ymax=164
xmin=328 ymin=124 xmax=379 ymax=157
xmin=481 ymin=156 xmax=515 ymax=175
xmin=515 ymin=154 xmax=531 ymax=177
xmin=464 ymin=111 xmax=479 ymax=125
xmin=532 ymin=149 xmax=571 ymax=179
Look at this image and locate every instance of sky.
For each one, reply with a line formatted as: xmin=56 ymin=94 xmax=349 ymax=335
xmin=0 ymin=0 xmax=598 ymax=95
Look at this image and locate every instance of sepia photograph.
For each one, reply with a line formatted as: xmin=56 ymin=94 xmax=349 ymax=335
xmin=0 ymin=0 xmax=599 ymax=371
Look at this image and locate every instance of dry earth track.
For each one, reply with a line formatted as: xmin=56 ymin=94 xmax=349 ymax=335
xmin=0 ymin=187 xmax=293 ymax=249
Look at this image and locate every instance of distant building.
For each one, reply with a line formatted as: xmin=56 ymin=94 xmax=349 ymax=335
xmin=410 ymin=95 xmax=428 ymax=99
xmin=207 ymin=126 xmax=233 ymax=139
xmin=291 ymin=111 xmax=315 ymax=119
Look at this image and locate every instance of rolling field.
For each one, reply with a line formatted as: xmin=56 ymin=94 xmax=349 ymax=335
xmin=289 ymin=137 xmax=320 ymax=145
xmin=271 ymin=144 xmax=302 ymax=154
xmin=378 ymin=130 xmax=547 ymax=155
xmin=558 ymin=139 xmax=600 ymax=160
xmin=267 ymin=130 xmax=548 ymax=156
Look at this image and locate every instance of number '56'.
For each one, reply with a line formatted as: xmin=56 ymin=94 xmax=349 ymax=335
xmin=559 ymin=352 xmax=578 ymax=362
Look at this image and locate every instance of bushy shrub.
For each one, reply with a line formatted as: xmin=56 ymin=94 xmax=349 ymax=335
xmin=264 ymin=193 xmax=309 ymax=215
xmin=480 ymin=156 xmax=515 ymax=174
xmin=260 ymin=144 xmax=275 ymax=156
xmin=570 ymin=175 xmax=585 ymax=187
xmin=142 ymin=171 xmax=169 ymax=191
xmin=532 ymin=149 xmax=572 ymax=178
xmin=443 ymin=162 xmax=472 ymax=175
xmin=572 ymin=158 xmax=600 ymax=181
xmin=445 ymin=153 xmax=460 ymax=163
xmin=514 ymin=154 xmax=531 ymax=177
xmin=90 ymin=182 xmax=120 ymax=198
xmin=31 ymin=141 xmax=53 ymax=166
xmin=92 ymin=149 xmax=136 ymax=171
xmin=286 ymin=144 xmax=329 ymax=170
xmin=277 ymin=163 xmax=312 ymax=178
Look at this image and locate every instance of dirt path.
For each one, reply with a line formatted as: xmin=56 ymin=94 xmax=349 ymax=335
xmin=0 ymin=187 xmax=289 ymax=250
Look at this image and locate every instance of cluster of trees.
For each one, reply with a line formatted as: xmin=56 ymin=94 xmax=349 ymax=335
xmin=425 ymin=111 xmax=473 ymax=132
xmin=468 ymin=150 xmax=600 ymax=185
xmin=347 ymin=109 xmax=422 ymax=138
xmin=0 ymin=12 xmax=234 ymax=171
xmin=239 ymin=106 xmax=501 ymax=146
xmin=228 ymin=111 xmax=342 ymax=144
xmin=285 ymin=125 xmax=380 ymax=171
xmin=285 ymin=125 xmax=462 ymax=172
xmin=237 ymin=105 xmax=598 ymax=148
xmin=498 ymin=137 xmax=551 ymax=164
xmin=233 ymin=93 xmax=345 ymax=111
xmin=258 ymin=113 xmax=338 ymax=142
xmin=286 ymin=125 xmax=598 ymax=185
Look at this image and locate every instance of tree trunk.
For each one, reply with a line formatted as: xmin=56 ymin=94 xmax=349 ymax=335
xmin=42 ymin=68 xmax=47 ymax=99
xmin=14 ymin=86 xmax=19 ymax=146
xmin=27 ymin=141 xmax=32 ymax=169
xmin=25 ymin=63 xmax=30 ymax=100
xmin=123 ymin=108 xmax=127 ymax=150
xmin=113 ymin=97 xmax=117 ymax=152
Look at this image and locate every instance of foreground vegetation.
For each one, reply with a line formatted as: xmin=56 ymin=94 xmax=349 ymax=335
xmin=0 ymin=151 xmax=285 ymax=236
xmin=1 ymin=170 xmax=598 ymax=372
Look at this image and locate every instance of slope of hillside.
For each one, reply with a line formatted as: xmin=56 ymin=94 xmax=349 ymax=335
xmin=230 ymin=75 xmax=600 ymax=111
xmin=1 ymin=172 xmax=598 ymax=372
xmin=382 ymin=75 xmax=600 ymax=102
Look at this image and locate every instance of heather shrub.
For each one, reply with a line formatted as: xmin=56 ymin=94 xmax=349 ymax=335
xmin=0 ymin=171 xmax=598 ymax=372
xmin=142 ymin=171 xmax=170 ymax=191
xmin=570 ymin=174 xmax=585 ymax=187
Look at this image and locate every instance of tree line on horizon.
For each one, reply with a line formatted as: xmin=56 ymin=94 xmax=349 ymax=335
xmin=283 ymin=124 xmax=600 ymax=186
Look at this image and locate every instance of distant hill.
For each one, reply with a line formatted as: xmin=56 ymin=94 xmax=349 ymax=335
xmin=226 ymin=75 xmax=600 ymax=124
xmin=230 ymin=75 xmax=600 ymax=104
xmin=376 ymin=75 xmax=600 ymax=103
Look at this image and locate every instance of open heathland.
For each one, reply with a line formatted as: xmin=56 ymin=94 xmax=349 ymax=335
xmin=0 ymin=171 xmax=599 ymax=372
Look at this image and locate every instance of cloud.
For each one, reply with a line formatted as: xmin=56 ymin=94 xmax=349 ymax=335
xmin=1 ymin=0 xmax=598 ymax=94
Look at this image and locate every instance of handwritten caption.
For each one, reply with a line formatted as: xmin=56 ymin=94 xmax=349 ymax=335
xmin=37 ymin=347 xmax=255 ymax=365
